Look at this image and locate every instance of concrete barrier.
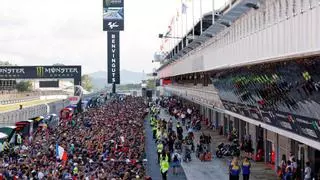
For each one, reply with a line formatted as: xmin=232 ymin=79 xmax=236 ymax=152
xmin=0 ymin=96 xmax=40 ymax=105
xmin=40 ymin=95 xmax=68 ymax=100
xmin=0 ymin=104 xmax=48 ymax=126
xmin=0 ymin=91 xmax=107 ymax=127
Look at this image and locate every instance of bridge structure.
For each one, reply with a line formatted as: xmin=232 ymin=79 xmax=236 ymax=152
xmin=157 ymin=0 xmax=320 ymax=175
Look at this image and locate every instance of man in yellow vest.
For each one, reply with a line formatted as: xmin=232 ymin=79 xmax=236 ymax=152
xmin=73 ymin=164 xmax=79 ymax=176
xmin=156 ymin=128 xmax=162 ymax=142
xmin=160 ymin=151 xmax=169 ymax=163
xmin=157 ymin=141 xmax=164 ymax=164
xmin=160 ymin=154 xmax=169 ymax=180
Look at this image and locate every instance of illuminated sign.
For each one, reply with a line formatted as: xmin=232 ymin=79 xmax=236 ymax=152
xmin=103 ymin=0 xmax=124 ymax=31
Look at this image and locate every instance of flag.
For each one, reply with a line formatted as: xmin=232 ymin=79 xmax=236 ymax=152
xmin=182 ymin=3 xmax=188 ymax=14
xmin=160 ymin=45 xmax=164 ymax=51
xmin=56 ymin=144 xmax=68 ymax=161
xmin=176 ymin=9 xmax=180 ymax=21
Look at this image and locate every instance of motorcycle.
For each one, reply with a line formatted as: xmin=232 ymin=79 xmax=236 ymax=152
xmin=216 ymin=143 xmax=226 ymax=158
xmin=216 ymin=141 xmax=241 ymax=158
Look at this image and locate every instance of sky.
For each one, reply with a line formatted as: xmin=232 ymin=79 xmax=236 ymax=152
xmin=0 ymin=0 xmax=228 ymax=74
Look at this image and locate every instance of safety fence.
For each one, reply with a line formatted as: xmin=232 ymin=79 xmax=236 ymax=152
xmin=0 ymin=105 xmax=47 ymax=126
xmin=163 ymin=84 xmax=224 ymax=108
xmin=0 ymin=91 xmax=106 ymax=126
xmin=0 ymin=96 xmax=40 ymax=105
xmin=0 ymin=90 xmax=69 ymax=105
xmin=0 ymin=99 xmax=70 ymax=127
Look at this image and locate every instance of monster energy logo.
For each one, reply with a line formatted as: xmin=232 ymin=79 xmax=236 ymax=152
xmin=36 ymin=67 xmax=44 ymax=77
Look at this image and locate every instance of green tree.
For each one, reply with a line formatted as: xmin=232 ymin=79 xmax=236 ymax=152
xmin=146 ymin=79 xmax=156 ymax=89
xmin=16 ymin=81 xmax=32 ymax=92
xmin=81 ymin=74 xmax=93 ymax=92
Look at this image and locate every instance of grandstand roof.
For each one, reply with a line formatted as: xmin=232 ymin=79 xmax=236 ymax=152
xmin=158 ymin=0 xmax=259 ymax=72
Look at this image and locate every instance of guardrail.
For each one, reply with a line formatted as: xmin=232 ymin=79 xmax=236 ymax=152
xmin=0 ymin=91 xmax=105 ymax=126
xmin=164 ymin=85 xmax=224 ymax=108
xmin=0 ymin=96 xmax=40 ymax=105
xmin=0 ymin=104 xmax=48 ymax=126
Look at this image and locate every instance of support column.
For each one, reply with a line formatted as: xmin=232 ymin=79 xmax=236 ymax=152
xmin=112 ymin=83 xmax=116 ymax=94
xmin=275 ymin=133 xmax=280 ymax=170
xmin=264 ymin=129 xmax=268 ymax=164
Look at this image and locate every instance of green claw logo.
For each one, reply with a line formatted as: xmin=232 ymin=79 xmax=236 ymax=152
xmin=36 ymin=67 xmax=44 ymax=77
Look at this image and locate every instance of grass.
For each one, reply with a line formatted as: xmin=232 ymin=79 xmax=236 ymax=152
xmin=0 ymin=99 xmax=58 ymax=112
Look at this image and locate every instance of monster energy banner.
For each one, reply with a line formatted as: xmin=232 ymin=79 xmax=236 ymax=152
xmin=0 ymin=66 xmax=82 ymax=85
xmin=107 ymin=31 xmax=120 ymax=84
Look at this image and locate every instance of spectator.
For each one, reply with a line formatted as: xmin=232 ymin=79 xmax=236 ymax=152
xmin=304 ymin=162 xmax=312 ymax=180
xmin=0 ymin=96 xmax=148 ymax=179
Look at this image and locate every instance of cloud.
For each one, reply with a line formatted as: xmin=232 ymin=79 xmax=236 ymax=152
xmin=0 ymin=0 xmax=228 ymax=75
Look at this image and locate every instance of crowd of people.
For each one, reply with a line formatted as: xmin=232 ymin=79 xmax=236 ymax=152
xmin=150 ymin=97 xmax=214 ymax=180
xmin=277 ymin=153 xmax=313 ymax=180
xmin=153 ymin=96 xmax=255 ymax=180
xmin=0 ymin=96 xmax=148 ymax=179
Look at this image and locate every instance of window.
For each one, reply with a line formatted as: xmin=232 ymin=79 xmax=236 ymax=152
xmin=279 ymin=0 xmax=283 ymax=19
xmin=285 ymin=0 xmax=289 ymax=17
xmin=293 ymin=0 xmax=297 ymax=15
xmin=263 ymin=11 xmax=266 ymax=27
xmin=274 ymin=2 xmax=278 ymax=23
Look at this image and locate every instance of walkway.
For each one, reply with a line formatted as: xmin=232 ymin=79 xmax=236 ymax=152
xmin=144 ymin=114 xmax=187 ymax=180
xmin=158 ymin=109 xmax=277 ymax=180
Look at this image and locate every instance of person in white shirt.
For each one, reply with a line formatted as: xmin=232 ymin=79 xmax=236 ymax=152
xmin=304 ymin=162 xmax=312 ymax=180
xmin=171 ymin=151 xmax=181 ymax=175
xmin=289 ymin=152 xmax=295 ymax=162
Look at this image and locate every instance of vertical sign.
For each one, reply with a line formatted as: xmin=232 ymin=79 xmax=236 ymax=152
xmin=107 ymin=31 xmax=120 ymax=84
xmin=103 ymin=0 xmax=124 ymax=31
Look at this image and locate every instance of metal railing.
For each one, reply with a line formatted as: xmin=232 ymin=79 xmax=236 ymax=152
xmin=0 ymin=90 xmax=69 ymax=105
xmin=163 ymin=84 xmax=223 ymax=108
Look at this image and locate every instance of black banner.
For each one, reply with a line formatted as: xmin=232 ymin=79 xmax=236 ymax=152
xmin=0 ymin=66 xmax=82 ymax=85
xmin=107 ymin=31 xmax=120 ymax=84
xmin=103 ymin=0 xmax=124 ymax=31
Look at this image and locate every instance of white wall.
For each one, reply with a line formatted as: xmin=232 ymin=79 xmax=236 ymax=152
xmin=40 ymin=95 xmax=68 ymax=100
xmin=159 ymin=0 xmax=320 ymax=78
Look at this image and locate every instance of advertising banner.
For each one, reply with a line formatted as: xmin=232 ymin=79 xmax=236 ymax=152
xmin=107 ymin=31 xmax=120 ymax=84
xmin=0 ymin=66 xmax=82 ymax=85
xmin=103 ymin=0 xmax=124 ymax=31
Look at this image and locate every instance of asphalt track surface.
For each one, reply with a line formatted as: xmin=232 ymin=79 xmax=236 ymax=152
xmin=144 ymin=115 xmax=187 ymax=180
